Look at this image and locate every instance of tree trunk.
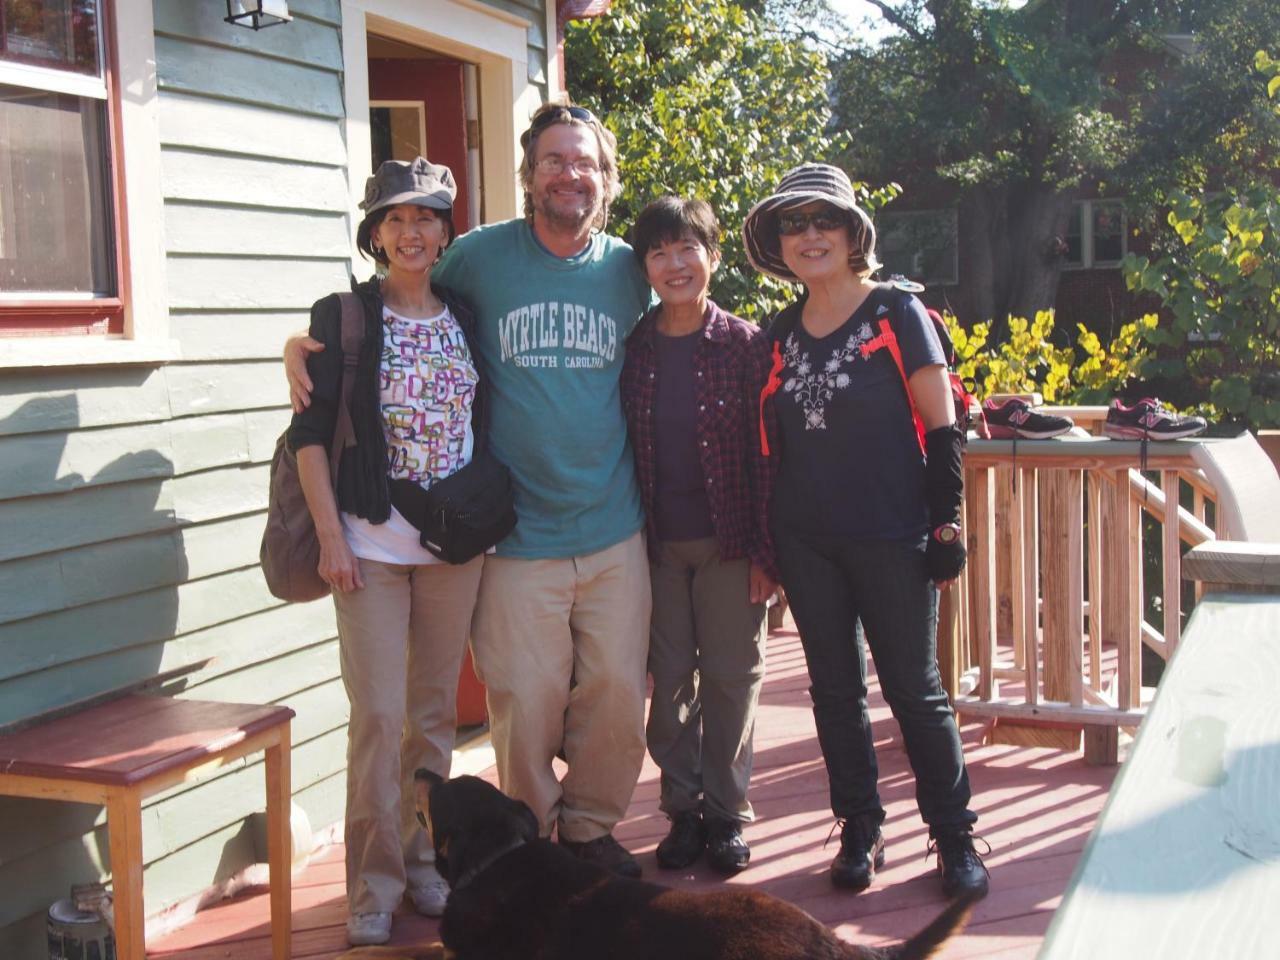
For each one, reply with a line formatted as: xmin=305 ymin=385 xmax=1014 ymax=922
xmin=1003 ymin=185 xmax=1073 ymax=322
xmin=958 ymin=184 xmax=1069 ymax=325
xmin=961 ymin=186 xmax=1006 ymax=323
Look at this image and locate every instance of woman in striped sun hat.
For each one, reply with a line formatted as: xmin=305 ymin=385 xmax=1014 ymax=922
xmin=743 ymin=162 xmax=989 ymax=902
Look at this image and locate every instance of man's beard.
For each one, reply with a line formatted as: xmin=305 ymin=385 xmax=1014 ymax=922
xmin=536 ymin=190 xmax=600 ymax=233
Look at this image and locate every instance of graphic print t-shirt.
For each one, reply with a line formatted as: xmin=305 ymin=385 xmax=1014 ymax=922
xmin=772 ymin=289 xmax=945 ymax=541
xmin=343 ymin=304 xmax=478 ymax=565
xmin=433 ymin=219 xmax=650 ymax=558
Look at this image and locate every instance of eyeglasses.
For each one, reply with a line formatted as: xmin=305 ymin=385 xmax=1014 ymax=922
xmin=776 ymin=208 xmax=847 ymax=236
xmin=534 ymin=155 xmax=601 ymax=176
xmin=529 ymin=104 xmax=600 ymax=135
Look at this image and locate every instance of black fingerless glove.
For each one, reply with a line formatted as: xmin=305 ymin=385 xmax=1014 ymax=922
xmin=924 ymin=424 xmax=967 ymax=581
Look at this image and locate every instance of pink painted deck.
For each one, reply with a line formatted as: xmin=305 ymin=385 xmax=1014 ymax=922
xmin=149 ymin=618 xmax=1116 ymax=959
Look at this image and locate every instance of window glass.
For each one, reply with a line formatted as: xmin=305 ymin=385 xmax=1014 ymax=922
xmin=878 ymin=209 xmax=959 ymax=286
xmin=1064 ymin=203 xmax=1084 ymax=267
xmin=0 ymin=0 xmax=100 ymax=75
xmin=0 ymin=82 xmax=114 ymax=294
xmin=370 ymin=103 xmax=426 ymax=168
xmin=1092 ymin=201 xmax=1124 ymax=264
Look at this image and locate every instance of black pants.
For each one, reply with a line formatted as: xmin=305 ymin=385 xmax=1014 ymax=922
xmin=774 ymin=530 xmax=976 ymax=834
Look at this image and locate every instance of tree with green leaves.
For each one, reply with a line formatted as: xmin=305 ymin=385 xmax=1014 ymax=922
xmin=1123 ymin=50 xmax=1280 ymax=428
xmin=826 ymin=0 xmax=1272 ymax=326
xmin=565 ymin=0 xmax=896 ymax=321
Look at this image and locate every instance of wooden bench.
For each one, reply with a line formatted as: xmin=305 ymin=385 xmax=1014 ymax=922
xmin=0 ymin=695 xmax=295 ymax=960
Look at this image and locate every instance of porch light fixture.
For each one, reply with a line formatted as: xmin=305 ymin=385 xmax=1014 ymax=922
xmin=225 ymin=0 xmax=292 ymax=29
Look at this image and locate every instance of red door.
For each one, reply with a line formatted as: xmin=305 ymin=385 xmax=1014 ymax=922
xmin=369 ymin=59 xmax=473 ymax=235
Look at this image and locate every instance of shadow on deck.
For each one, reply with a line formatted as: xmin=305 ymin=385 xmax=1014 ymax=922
xmin=150 ymin=617 xmax=1117 ymax=960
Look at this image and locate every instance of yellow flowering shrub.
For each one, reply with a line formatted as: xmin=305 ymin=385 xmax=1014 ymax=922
xmin=945 ymin=310 xmax=1155 ymax=404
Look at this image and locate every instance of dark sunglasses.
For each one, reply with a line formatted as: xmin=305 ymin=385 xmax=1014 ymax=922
xmin=530 ymin=105 xmax=599 ymax=135
xmin=776 ymin=208 xmax=847 ymax=236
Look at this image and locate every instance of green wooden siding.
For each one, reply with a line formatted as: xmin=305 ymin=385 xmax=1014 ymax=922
xmin=0 ymin=0 xmax=350 ymax=954
xmin=0 ymin=0 xmax=556 ymax=953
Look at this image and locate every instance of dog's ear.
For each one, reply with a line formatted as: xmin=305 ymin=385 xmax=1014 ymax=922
xmin=415 ymin=768 xmax=444 ymax=789
xmin=413 ymin=769 xmax=440 ymax=824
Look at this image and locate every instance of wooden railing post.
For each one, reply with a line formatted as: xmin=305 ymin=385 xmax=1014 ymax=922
xmin=1161 ymin=470 xmax=1184 ymax=658
xmin=1019 ymin=468 xmax=1084 ymax=751
xmin=966 ymin=465 xmax=997 ymax=701
xmin=994 ymin=464 xmax=1017 ymax=662
xmin=1020 ymin=467 xmax=1040 ymax=706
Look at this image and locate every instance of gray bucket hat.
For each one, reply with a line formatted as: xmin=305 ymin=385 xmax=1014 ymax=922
xmin=742 ymin=163 xmax=880 ymax=282
xmin=360 ymin=157 xmax=456 ymax=216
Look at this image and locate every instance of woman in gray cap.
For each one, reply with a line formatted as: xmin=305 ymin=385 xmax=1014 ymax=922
xmin=743 ymin=163 xmax=988 ymax=901
xmin=287 ymin=157 xmax=486 ymax=946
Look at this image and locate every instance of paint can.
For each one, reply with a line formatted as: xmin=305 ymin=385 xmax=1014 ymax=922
xmin=47 ymin=895 xmax=115 ymax=960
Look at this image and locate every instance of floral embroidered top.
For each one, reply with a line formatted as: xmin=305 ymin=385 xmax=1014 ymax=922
xmin=764 ymin=286 xmax=946 ymax=542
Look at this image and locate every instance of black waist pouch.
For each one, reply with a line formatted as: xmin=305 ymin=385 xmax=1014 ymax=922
xmin=389 ymin=450 xmax=517 ymax=564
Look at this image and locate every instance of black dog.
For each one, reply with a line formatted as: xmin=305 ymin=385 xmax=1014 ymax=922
xmin=411 ymin=770 xmax=977 ymax=960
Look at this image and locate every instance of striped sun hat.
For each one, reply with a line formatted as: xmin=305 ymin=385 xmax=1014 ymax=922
xmin=742 ymin=163 xmax=879 ymax=283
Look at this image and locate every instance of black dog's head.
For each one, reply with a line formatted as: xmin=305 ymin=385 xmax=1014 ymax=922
xmin=414 ymin=770 xmax=540 ymax=888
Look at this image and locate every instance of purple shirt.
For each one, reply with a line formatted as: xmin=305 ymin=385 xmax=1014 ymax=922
xmin=653 ymin=328 xmax=715 ymax=541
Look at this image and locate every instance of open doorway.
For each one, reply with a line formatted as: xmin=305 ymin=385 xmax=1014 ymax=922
xmin=367 ymin=35 xmax=483 ymax=234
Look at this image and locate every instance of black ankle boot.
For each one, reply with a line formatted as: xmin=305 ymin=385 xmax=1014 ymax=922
xmin=930 ymin=829 xmax=990 ymax=899
xmin=829 ymin=819 xmax=885 ymax=891
xmin=705 ymin=817 xmax=750 ymax=874
xmin=655 ymin=811 xmax=707 ymax=869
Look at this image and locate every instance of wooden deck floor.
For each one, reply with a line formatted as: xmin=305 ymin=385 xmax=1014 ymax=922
xmin=149 ymin=617 xmax=1117 ymax=960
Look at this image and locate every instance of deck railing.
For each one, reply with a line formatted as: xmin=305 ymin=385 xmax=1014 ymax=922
xmin=939 ymin=412 xmax=1222 ymax=764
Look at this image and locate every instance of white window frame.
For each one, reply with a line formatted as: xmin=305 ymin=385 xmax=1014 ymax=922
xmin=343 ymin=0 xmax=537 ymax=277
xmin=877 ymin=208 xmax=959 ymax=286
xmin=1063 ymin=198 xmax=1128 ymax=271
xmin=0 ymin=0 xmax=174 ymax=369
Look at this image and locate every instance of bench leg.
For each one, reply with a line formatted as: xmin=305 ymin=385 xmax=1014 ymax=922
xmin=106 ymin=787 xmax=146 ymax=960
xmin=265 ymin=728 xmax=293 ymax=960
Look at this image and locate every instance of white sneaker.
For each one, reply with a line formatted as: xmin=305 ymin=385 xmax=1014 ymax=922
xmin=346 ymin=911 xmax=392 ymax=946
xmin=407 ymin=863 xmax=450 ymax=917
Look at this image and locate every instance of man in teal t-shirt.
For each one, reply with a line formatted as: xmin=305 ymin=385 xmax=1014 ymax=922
xmin=432 ymin=217 xmax=649 ymax=558
xmin=286 ymin=103 xmax=655 ymax=880
xmin=434 ymin=105 xmax=651 ymax=878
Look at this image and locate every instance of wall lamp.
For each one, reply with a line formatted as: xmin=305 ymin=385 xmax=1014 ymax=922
xmin=225 ymin=1 xmax=292 ymax=29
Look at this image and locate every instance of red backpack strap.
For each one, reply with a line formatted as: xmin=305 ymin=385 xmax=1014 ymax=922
xmin=758 ymin=340 xmax=785 ymax=456
xmin=860 ymin=318 xmax=927 ymax=457
xmin=329 ymin=292 xmax=365 ymax=485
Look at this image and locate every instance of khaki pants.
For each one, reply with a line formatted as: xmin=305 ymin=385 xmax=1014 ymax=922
xmin=333 ymin=555 xmax=483 ymax=914
xmin=471 ymin=532 xmax=650 ymax=842
xmin=646 ymin=538 xmax=766 ymax=823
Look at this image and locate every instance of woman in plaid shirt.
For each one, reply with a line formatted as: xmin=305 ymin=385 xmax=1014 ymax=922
xmin=620 ymin=196 xmax=777 ymax=875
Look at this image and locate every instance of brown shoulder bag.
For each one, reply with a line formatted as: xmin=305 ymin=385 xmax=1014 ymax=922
xmin=260 ymin=293 xmax=364 ymax=602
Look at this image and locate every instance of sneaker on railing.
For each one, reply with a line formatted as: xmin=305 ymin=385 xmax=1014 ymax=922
xmin=982 ymin=397 xmax=1074 ymax=440
xmin=1102 ymin=398 xmax=1207 ymax=441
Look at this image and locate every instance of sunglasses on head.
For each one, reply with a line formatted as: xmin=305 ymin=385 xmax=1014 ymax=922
xmin=776 ymin=207 xmax=847 ymax=236
xmin=530 ymin=105 xmax=599 ymax=135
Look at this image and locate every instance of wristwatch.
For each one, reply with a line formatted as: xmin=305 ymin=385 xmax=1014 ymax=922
xmin=932 ymin=522 xmax=962 ymax=546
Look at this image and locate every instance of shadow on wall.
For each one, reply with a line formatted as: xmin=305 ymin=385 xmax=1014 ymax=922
xmin=0 ymin=391 xmax=190 ymax=958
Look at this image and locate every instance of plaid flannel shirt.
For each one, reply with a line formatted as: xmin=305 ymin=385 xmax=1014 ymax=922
xmin=621 ymin=300 xmax=778 ymax=580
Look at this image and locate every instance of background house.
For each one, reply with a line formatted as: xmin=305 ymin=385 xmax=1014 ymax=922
xmin=0 ymin=0 xmax=598 ymax=954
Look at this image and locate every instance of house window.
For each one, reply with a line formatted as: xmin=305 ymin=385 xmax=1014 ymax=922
xmin=0 ymin=0 xmax=122 ymax=335
xmin=1064 ymin=199 xmax=1126 ymax=270
xmin=877 ymin=209 xmax=959 ymax=286
xmin=370 ymin=101 xmax=427 ymax=168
